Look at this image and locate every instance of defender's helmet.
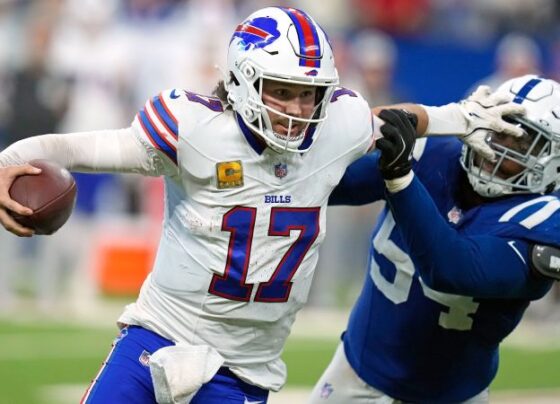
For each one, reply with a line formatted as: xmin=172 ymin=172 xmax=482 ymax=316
xmin=461 ymin=75 xmax=560 ymax=197
xmin=225 ymin=7 xmax=339 ymax=153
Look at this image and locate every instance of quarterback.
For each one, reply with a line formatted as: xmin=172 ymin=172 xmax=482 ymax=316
xmin=0 ymin=7 xmax=525 ymax=404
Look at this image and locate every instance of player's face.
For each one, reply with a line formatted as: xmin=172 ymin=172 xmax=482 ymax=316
xmin=261 ymin=80 xmax=317 ymax=138
xmin=477 ymin=128 xmax=546 ymax=178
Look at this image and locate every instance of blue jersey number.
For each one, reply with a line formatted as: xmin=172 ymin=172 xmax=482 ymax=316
xmin=370 ymin=211 xmax=479 ymax=331
xmin=209 ymin=207 xmax=320 ymax=302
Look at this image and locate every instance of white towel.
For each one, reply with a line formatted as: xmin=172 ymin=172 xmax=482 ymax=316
xmin=149 ymin=343 xmax=225 ymax=404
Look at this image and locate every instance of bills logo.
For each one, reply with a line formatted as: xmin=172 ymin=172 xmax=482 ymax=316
xmin=231 ymin=17 xmax=280 ymax=51
xmin=274 ymin=162 xmax=288 ymax=178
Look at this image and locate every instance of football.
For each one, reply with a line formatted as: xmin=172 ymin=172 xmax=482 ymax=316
xmin=9 ymin=159 xmax=77 ymax=235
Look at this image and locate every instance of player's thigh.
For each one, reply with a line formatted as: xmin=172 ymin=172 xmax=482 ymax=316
xmin=308 ymin=342 xmax=389 ymax=404
xmin=192 ymin=368 xmax=269 ymax=404
xmin=81 ymin=327 xmax=163 ymax=404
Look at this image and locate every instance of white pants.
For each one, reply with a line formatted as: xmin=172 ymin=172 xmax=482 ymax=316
xmin=308 ymin=343 xmax=489 ymax=404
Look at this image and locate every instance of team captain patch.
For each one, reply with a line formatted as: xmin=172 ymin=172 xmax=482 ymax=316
xmin=216 ymin=160 xmax=244 ymax=189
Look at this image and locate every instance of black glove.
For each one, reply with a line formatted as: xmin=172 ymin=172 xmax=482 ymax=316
xmin=376 ymin=109 xmax=418 ymax=180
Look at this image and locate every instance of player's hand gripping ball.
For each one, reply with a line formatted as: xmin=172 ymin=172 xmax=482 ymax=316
xmin=9 ymin=160 xmax=77 ymax=235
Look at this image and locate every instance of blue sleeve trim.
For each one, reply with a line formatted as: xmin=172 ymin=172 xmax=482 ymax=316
xmin=139 ymin=110 xmax=177 ymax=164
xmin=152 ymin=95 xmax=179 ymax=138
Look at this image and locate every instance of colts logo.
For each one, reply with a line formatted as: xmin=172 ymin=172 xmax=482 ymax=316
xmin=231 ymin=17 xmax=280 ymax=51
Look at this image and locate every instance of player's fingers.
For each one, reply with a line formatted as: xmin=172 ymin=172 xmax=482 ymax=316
xmin=465 ymin=132 xmax=496 ymax=161
xmin=472 ymin=142 xmax=496 ymax=162
xmin=375 ymin=137 xmax=394 ymax=154
xmin=0 ymin=197 xmax=33 ymax=216
xmin=494 ymin=103 xmax=526 ymax=117
xmin=2 ymin=164 xmax=42 ymax=180
xmin=489 ymin=120 xmax=525 ymax=137
xmin=0 ymin=208 xmax=34 ymax=237
xmin=470 ymin=85 xmax=491 ymax=100
xmin=379 ymin=109 xmax=408 ymax=130
xmin=486 ymin=92 xmax=511 ymax=105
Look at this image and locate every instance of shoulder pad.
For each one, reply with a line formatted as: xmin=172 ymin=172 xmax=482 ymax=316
xmin=176 ymin=89 xmax=224 ymax=113
xmin=531 ymin=244 xmax=560 ymax=280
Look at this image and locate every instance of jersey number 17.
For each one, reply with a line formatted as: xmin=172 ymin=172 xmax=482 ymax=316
xmin=208 ymin=206 xmax=320 ymax=302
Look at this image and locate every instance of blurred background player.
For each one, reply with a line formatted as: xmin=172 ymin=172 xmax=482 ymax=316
xmin=310 ymin=75 xmax=560 ymax=403
xmin=468 ymin=33 xmax=543 ymax=92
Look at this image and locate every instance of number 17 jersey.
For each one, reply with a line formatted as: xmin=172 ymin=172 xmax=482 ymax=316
xmin=117 ymin=88 xmax=375 ymax=391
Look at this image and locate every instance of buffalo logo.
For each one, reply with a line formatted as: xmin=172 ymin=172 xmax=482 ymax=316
xmin=304 ymin=69 xmax=319 ymax=77
xmin=231 ymin=17 xmax=280 ymax=51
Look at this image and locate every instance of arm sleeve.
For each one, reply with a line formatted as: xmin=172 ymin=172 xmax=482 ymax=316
xmin=0 ymin=126 xmax=177 ymax=177
xmin=386 ymin=175 xmax=552 ymax=299
xmin=329 ymin=151 xmax=385 ymax=206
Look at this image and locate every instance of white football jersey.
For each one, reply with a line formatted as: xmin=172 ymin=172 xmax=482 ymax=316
xmin=118 ymin=87 xmax=374 ymax=391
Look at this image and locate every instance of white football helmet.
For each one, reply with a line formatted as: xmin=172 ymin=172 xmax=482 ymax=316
xmin=461 ymin=75 xmax=560 ymax=197
xmin=225 ymin=7 xmax=339 ymax=153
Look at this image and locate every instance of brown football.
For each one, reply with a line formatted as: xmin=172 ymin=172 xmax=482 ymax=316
xmin=9 ymin=159 xmax=77 ymax=235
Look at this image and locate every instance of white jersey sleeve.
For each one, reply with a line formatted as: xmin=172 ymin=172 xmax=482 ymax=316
xmin=132 ymin=89 xmax=183 ymax=171
xmin=325 ymin=87 xmax=376 ymax=162
xmin=0 ymin=127 xmax=169 ymax=176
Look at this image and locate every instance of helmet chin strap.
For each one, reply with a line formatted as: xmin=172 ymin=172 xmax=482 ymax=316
xmin=467 ymin=171 xmax=511 ymax=198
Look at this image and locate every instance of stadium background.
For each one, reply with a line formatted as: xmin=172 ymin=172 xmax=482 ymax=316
xmin=1 ymin=0 xmax=560 ymax=402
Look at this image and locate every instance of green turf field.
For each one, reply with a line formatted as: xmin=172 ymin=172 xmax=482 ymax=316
xmin=0 ymin=320 xmax=559 ymax=403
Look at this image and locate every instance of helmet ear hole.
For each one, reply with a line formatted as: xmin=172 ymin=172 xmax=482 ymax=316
xmin=241 ymin=63 xmax=256 ymax=79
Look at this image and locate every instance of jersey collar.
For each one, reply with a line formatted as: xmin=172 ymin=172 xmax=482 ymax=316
xmin=235 ymin=113 xmax=266 ymax=155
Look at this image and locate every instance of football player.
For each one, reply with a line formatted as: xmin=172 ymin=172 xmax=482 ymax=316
xmin=0 ymin=7 xmax=526 ymax=404
xmin=310 ymin=75 xmax=560 ymax=404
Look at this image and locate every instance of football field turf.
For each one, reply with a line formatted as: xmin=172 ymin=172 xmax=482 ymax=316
xmin=0 ymin=320 xmax=559 ymax=403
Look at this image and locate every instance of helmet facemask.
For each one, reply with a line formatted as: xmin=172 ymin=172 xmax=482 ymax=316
xmin=461 ymin=115 xmax=560 ymax=197
xmin=257 ymin=82 xmax=332 ymax=153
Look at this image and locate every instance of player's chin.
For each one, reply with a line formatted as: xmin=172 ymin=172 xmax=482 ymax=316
xmin=273 ymin=124 xmax=302 ymax=139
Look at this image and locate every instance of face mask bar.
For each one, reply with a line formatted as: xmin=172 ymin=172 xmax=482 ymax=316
xmin=244 ymin=76 xmax=335 ymax=152
xmin=462 ymin=115 xmax=559 ymax=195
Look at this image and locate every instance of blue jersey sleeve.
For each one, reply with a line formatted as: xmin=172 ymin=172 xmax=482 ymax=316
xmin=329 ymin=151 xmax=385 ymax=205
xmin=386 ymin=175 xmax=552 ymax=299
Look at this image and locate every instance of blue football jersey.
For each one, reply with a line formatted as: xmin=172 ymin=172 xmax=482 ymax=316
xmin=331 ymin=137 xmax=557 ymax=402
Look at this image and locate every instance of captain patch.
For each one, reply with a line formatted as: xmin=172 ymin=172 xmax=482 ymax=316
xmin=216 ymin=160 xmax=244 ymax=189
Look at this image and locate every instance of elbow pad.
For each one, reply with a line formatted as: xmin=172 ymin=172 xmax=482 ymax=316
xmin=531 ymin=244 xmax=560 ymax=280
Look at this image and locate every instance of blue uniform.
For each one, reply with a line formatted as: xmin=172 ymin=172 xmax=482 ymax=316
xmin=329 ymin=137 xmax=556 ymax=403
